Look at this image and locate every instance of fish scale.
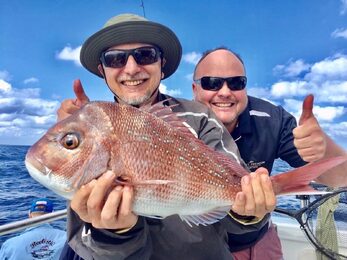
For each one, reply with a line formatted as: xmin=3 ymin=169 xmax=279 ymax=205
xmin=25 ymin=101 xmax=347 ymax=226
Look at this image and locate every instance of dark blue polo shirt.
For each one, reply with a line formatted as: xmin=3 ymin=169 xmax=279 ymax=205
xmin=228 ymin=95 xmax=307 ymax=251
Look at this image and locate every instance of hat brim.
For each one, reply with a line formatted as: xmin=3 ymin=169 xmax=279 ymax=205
xmin=80 ymin=21 xmax=182 ymax=79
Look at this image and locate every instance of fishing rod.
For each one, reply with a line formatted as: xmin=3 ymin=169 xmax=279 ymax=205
xmin=140 ymin=0 xmax=146 ymax=17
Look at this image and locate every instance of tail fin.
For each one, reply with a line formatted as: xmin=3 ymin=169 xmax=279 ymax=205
xmin=271 ymin=155 xmax=347 ymax=195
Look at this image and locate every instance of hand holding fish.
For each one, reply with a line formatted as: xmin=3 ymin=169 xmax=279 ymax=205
xmin=293 ymin=95 xmax=327 ymax=162
xmin=57 ymin=79 xmax=90 ymax=121
xmin=70 ymin=170 xmax=138 ymax=230
xmin=232 ymin=168 xmax=276 ymax=219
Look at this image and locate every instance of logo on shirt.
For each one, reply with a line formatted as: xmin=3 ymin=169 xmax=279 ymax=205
xmin=246 ymin=160 xmax=265 ymax=171
xmin=27 ymin=238 xmax=56 ymax=259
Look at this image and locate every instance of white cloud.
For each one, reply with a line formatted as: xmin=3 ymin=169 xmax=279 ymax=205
xmin=273 ymin=59 xmax=310 ymax=78
xmin=0 ymin=78 xmax=59 ymax=144
xmin=268 ymin=54 xmax=347 ymax=103
xmin=313 ymin=106 xmax=345 ymax=122
xmin=322 ymin=121 xmax=347 ymax=138
xmin=185 ymin=73 xmax=194 ymax=81
xmin=0 ymin=79 xmax=12 ymax=94
xmin=305 ymin=54 xmax=347 ymax=82
xmin=159 ymin=83 xmax=182 ymax=97
xmin=269 ymin=80 xmax=347 ymax=103
xmin=247 ymin=87 xmax=278 ymax=104
xmin=56 ymin=45 xmax=82 ymax=66
xmin=183 ymin=51 xmax=202 ymax=65
xmin=51 ymin=93 xmax=61 ymax=100
xmin=331 ymin=28 xmax=347 ymax=39
xmin=23 ymin=77 xmax=39 ymax=84
xmin=0 ymin=70 xmax=11 ymax=81
xmin=0 ymin=82 xmax=41 ymax=99
xmin=250 ymin=52 xmax=347 ymax=144
xmin=282 ymin=98 xmax=302 ymax=115
xmin=340 ymin=0 xmax=347 ymax=15
xmin=270 ymin=80 xmax=309 ymax=98
xmin=282 ymin=98 xmax=345 ymax=123
xmin=315 ymin=80 xmax=347 ymax=102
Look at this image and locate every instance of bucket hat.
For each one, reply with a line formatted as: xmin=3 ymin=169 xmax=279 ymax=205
xmin=80 ymin=13 xmax=182 ymax=79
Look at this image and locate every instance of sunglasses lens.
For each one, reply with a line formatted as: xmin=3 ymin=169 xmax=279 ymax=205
xmin=134 ymin=47 xmax=159 ymax=65
xmin=103 ymin=51 xmax=127 ymax=68
xmin=198 ymin=76 xmax=247 ymax=91
xmin=200 ymin=77 xmax=223 ymax=90
xmin=226 ymin=76 xmax=247 ymax=90
xmin=102 ymin=47 xmax=160 ymax=68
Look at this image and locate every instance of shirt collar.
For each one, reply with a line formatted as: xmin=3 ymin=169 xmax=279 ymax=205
xmin=231 ymin=97 xmax=252 ymax=138
xmin=24 ymin=223 xmax=52 ymax=232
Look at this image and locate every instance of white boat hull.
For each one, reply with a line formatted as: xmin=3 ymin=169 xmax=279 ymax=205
xmin=273 ymin=215 xmax=347 ymax=260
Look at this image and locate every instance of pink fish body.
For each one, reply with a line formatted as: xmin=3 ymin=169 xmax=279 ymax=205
xmin=25 ymin=101 xmax=347 ymax=226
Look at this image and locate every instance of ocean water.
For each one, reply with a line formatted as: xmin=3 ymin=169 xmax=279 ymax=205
xmin=0 ymin=144 xmax=346 ymax=247
xmin=0 ymin=144 xmax=67 ymax=246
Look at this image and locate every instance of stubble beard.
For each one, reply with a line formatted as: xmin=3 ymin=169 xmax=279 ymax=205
xmin=122 ymin=89 xmax=154 ymax=106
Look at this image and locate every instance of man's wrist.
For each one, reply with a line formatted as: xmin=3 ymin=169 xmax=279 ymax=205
xmin=228 ymin=210 xmax=263 ymax=225
xmin=111 ymin=221 xmax=138 ymax=234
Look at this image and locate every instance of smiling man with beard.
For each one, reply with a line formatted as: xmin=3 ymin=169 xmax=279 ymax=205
xmin=56 ymin=14 xmax=277 ymax=260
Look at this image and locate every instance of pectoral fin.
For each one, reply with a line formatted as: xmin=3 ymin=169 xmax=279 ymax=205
xmin=73 ymin=147 xmax=110 ymax=188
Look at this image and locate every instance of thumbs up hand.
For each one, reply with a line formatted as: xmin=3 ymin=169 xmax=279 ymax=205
xmin=292 ymin=95 xmax=327 ymax=162
xmin=57 ymin=79 xmax=90 ymax=121
xmin=72 ymin=79 xmax=90 ymax=107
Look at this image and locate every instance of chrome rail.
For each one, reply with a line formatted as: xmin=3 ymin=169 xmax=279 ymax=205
xmin=0 ymin=209 xmax=67 ymax=236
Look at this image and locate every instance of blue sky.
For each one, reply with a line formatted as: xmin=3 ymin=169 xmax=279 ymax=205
xmin=1 ymin=0 xmax=347 ymax=148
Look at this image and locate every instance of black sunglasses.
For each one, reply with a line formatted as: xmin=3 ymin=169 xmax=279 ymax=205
xmin=100 ymin=46 xmax=162 ymax=68
xmin=194 ymin=76 xmax=247 ymax=91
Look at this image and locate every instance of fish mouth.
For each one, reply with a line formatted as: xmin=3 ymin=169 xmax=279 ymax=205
xmin=25 ymin=158 xmax=74 ymax=200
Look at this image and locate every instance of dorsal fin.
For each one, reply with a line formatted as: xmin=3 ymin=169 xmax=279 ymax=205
xmin=140 ymin=98 xmax=177 ymax=114
xmin=140 ymin=99 xmax=197 ymax=138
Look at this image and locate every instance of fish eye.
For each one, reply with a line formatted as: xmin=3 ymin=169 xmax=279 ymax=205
xmin=61 ymin=133 xmax=80 ymax=149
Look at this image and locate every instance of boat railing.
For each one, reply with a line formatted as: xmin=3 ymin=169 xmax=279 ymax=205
xmin=0 ymin=197 xmax=312 ymax=237
xmin=0 ymin=209 xmax=67 ymax=236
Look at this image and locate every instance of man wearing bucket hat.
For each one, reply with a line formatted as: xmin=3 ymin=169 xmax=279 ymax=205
xmin=58 ymin=13 xmax=275 ymax=260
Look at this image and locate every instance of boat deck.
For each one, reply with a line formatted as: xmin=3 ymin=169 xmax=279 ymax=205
xmin=273 ymin=215 xmax=347 ymax=259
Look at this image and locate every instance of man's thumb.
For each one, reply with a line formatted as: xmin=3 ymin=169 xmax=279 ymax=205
xmin=299 ymin=94 xmax=314 ymax=125
xmin=73 ymin=79 xmax=90 ymax=106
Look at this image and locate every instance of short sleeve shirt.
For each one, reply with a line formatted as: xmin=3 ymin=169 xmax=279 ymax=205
xmin=0 ymin=224 xmax=66 ymax=260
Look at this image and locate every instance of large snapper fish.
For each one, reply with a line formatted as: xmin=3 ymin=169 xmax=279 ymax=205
xmin=25 ymin=101 xmax=347 ymax=226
